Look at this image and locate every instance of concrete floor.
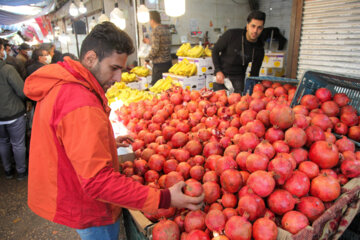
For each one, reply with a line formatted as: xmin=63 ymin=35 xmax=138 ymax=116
xmin=0 ymin=169 xmax=127 ymax=240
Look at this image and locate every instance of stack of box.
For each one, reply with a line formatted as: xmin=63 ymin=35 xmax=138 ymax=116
xmin=162 ymin=56 xmax=215 ymax=91
xmin=246 ymin=52 xmax=285 ymax=77
xmin=126 ymin=76 xmax=151 ymax=90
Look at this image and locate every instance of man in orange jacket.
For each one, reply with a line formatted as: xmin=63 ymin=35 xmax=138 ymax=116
xmin=24 ymin=22 xmax=203 ymax=240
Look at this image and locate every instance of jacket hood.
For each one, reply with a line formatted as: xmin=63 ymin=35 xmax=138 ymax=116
xmin=24 ymin=57 xmax=108 ymax=108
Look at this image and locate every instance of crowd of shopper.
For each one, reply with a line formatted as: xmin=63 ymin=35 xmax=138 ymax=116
xmin=0 ymin=39 xmax=76 ymax=181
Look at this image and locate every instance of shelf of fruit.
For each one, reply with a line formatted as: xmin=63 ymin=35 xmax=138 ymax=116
xmin=116 ymin=80 xmax=360 ymax=240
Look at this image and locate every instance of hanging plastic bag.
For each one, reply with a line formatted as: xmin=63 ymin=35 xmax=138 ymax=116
xmin=224 ymin=78 xmax=234 ymax=94
xmin=138 ymin=43 xmax=151 ymax=58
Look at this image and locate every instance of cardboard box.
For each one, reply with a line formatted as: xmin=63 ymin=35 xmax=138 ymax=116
xmin=138 ymin=76 xmax=151 ymax=90
xmin=126 ymin=81 xmax=141 ymax=90
xmin=205 ymin=74 xmax=215 ymax=89
xmin=162 ymin=73 xmax=206 ymax=91
xmin=259 ymin=67 xmax=285 ymax=77
xmin=262 ymin=52 xmax=284 ymax=68
xmin=178 ymin=56 xmax=214 ymax=75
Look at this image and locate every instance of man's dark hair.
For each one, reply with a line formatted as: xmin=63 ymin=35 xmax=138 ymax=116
xmin=80 ymin=21 xmax=134 ymax=61
xmin=31 ymin=49 xmax=46 ymax=62
xmin=247 ymin=10 xmax=266 ymax=24
xmin=149 ymin=11 xmax=161 ymax=24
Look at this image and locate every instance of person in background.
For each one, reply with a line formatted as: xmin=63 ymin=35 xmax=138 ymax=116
xmin=4 ymin=42 xmax=27 ymax=79
xmin=144 ymin=11 xmax=172 ymax=85
xmin=212 ymin=10 xmax=266 ymax=93
xmin=26 ymin=48 xmax=51 ymax=76
xmin=24 ymin=22 xmax=203 ymax=240
xmin=16 ymin=43 xmax=32 ymax=76
xmin=0 ymin=41 xmax=27 ymax=180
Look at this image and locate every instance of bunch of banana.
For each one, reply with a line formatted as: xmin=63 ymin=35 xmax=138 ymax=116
xmin=106 ymin=82 xmax=129 ymax=104
xmin=149 ymin=76 xmax=181 ymax=93
xmin=187 ymin=45 xmax=205 ymax=58
xmin=121 ymin=72 xmax=137 ymax=83
xmin=121 ymin=89 xmax=154 ymax=106
xmin=204 ymin=46 xmax=212 ymax=57
xmin=176 ymin=43 xmax=191 ymax=57
xmin=130 ymin=66 xmax=150 ymax=77
xmin=169 ymin=58 xmax=197 ymax=76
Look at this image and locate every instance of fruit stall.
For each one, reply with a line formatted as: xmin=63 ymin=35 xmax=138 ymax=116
xmin=107 ymin=69 xmax=360 ymax=240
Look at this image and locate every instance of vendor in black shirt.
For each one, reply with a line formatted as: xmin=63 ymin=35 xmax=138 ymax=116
xmin=212 ymin=10 xmax=266 ymax=93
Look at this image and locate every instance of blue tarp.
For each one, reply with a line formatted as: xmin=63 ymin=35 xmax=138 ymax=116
xmin=0 ymin=0 xmax=45 ymax=6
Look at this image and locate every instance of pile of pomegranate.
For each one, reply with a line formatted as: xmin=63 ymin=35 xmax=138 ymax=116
xmin=117 ymin=82 xmax=360 ymax=240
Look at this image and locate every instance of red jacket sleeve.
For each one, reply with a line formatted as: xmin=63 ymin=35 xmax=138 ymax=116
xmin=56 ymin=106 xmax=164 ymax=213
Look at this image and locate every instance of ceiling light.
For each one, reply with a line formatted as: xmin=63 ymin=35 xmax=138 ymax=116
xmin=110 ymin=3 xmax=126 ymax=30
xmin=98 ymin=10 xmax=109 ymax=23
xmin=137 ymin=4 xmax=149 ymax=24
xmin=69 ymin=1 xmax=79 ymax=17
xmin=79 ymin=0 xmax=87 ymax=14
xmin=164 ymin=0 xmax=185 ymax=17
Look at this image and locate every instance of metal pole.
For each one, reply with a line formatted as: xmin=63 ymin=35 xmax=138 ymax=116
xmin=133 ymin=0 xmax=140 ymax=65
xmin=73 ymin=21 xmax=80 ymax=57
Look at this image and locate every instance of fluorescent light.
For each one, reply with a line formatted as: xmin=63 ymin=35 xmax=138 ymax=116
xmin=164 ymin=0 xmax=185 ymax=17
xmin=69 ymin=1 xmax=79 ymax=17
xmin=79 ymin=0 xmax=87 ymax=14
xmin=137 ymin=4 xmax=149 ymax=24
xmin=110 ymin=3 xmax=126 ymax=30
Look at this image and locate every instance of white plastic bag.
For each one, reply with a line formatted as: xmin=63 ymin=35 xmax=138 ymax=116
xmin=224 ymin=78 xmax=234 ymax=94
xmin=138 ymin=43 xmax=151 ymax=58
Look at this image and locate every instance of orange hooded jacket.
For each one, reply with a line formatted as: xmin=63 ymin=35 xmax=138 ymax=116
xmin=24 ymin=57 xmax=169 ymax=229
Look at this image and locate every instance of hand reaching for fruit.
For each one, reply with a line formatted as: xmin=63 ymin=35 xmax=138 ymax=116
xmin=116 ymin=135 xmax=134 ymax=148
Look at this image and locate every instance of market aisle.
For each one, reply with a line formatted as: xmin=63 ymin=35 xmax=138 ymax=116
xmin=0 ymin=169 xmax=127 ymax=240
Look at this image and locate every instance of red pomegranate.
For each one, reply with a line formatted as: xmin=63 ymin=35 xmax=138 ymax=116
xmin=185 ymin=230 xmax=209 ymax=240
xmin=333 ymin=93 xmax=350 ymax=107
xmin=237 ymin=132 xmax=260 ymax=152
xmin=272 ymin=140 xmax=290 ymax=153
xmin=268 ymin=157 xmax=293 ymax=185
xmin=202 ymin=171 xmax=218 ymax=183
xmin=224 ymin=216 xmax=252 ymax=240
xmin=220 ymin=169 xmax=243 ymax=193
xmin=203 ymin=142 xmax=223 ymax=158
xmin=315 ymin=88 xmax=332 ymax=102
xmin=309 ymin=141 xmax=339 ymax=169
xmin=283 ymin=171 xmax=310 ymax=198
xmin=267 ymin=189 xmax=297 ymax=215
xmin=285 ymin=127 xmax=307 ymax=148
xmin=321 ymin=101 xmax=340 ymax=117
xmin=148 ymin=154 xmax=166 ymax=172
xmin=165 ymin=171 xmax=184 ymax=188
xmin=171 ymin=132 xmax=189 ymax=148
xmin=265 ymin=127 xmax=285 ymax=143
xmin=190 ymin=165 xmax=205 ymax=181
xmin=294 ymin=113 xmax=309 ymax=129
xmin=348 ymin=126 xmax=360 ymax=141
xmin=341 ymin=159 xmax=360 ymax=178
xmin=293 ymin=105 xmax=309 ymax=116
xmin=203 ymin=181 xmax=221 ymax=204
xmin=221 ymin=193 xmax=238 ymax=208
xmin=252 ymin=218 xmax=278 ymax=240
xmin=311 ymin=114 xmax=333 ymax=131
xmin=215 ymin=156 xmax=237 ymax=176
xmin=341 ymin=112 xmax=358 ymax=126
xmin=246 ymin=153 xmax=269 ymax=173
xmin=298 ymin=161 xmax=319 ymax=179
xmin=224 ymin=145 xmax=241 ymax=159
xmin=305 ymin=126 xmax=326 ymax=146
xmin=269 ymin=105 xmax=295 ymax=130
xmin=185 ymin=140 xmax=203 ymax=156
xmin=335 ymin=137 xmax=355 ymax=153
xmin=184 ymin=210 xmax=206 ymax=233
xmin=247 ymin=170 xmax=275 ymax=197
xmin=254 ymin=140 xmax=275 ymax=160
xmin=240 ymin=109 xmax=257 ymax=126
xmin=281 ymin=211 xmax=309 ymax=234
xmin=300 ymin=94 xmax=320 ymax=110
xmin=310 ymin=174 xmax=341 ymax=202
xmin=290 ymin=148 xmax=308 ymax=165
xmin=164 ymin=159 xmax=178 ymax=174
xmin=184 ymin=179 xmax=203 ymax=197
xmin=237 ymin=192 xmax=266 ymax=221
xmin=152 ymin=219 xmax=180 ymax=240
xmin=205 ymin=209 xmax=226 ymax=232
xmin=297 ymin=196 xmax=325 ymax=222
xmin=334 ymin=122 xmax=348 ymax=135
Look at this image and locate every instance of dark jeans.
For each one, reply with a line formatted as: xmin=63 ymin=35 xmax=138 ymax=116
xmin=151 ymin=61 xmax=172 ymax=85
xmin=0 ymin=115 xmax=27 ymax=173
xmin=76 ymin=219 xmax=120 ymax=240
xmin=213 ymin=75 xmax=245 ymax=93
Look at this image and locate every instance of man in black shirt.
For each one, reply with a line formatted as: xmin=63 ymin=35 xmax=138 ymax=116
xmin=212 ymin=10 xmax=266 ymax=93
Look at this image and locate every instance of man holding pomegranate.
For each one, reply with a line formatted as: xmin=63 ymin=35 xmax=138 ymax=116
xmin=212 ymin=10 xmax=266 ymax=93
xmin=24 ymin=22 xmax=203 ymax=240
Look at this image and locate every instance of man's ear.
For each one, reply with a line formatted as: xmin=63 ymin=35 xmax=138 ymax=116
xmin=82 ymin=50 xmax=98 ymax=69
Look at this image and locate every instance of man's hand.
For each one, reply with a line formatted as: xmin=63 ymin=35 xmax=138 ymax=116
xmin=143 ymin=38 xmax=150 ymax=44
xmin=115 ymin=135 xmax=134 ymax=148
xmin=216 ymin=71 xmax=225 ymax=84
xmin=168 ymin=181 xmax=204 ymax=211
